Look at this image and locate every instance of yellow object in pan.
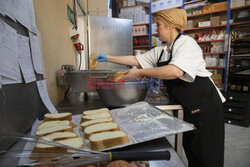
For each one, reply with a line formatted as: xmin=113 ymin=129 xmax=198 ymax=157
xmin=113 ymin=72 xmax=126 ymax=82
xmin=89 ymin=53 xmax=98 ymax=69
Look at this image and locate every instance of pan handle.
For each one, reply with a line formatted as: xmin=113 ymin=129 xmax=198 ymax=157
xmin=110 ymin=149 xmax=171 ymax=161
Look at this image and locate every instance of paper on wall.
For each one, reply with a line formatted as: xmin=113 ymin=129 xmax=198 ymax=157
xmin=0 ymin=1 xmax=7 ymax=16
xmin=17 ymin=34 xmax=36 ymax=83
xmin=14 ymin=0 xmax=31 ymax=31
xmin=27 ymin=0 xmax=38 ymax=34
xmin=29 ymin=31 xmax=45 ymax=75
xmin=36 ymin=80 xmax=57 ymax=114
xmin=0 ymin=19 xmax=22 ymax=82
xmin=0 ymin=0 xmax=16 ymax=22
xmin=2 ymin=76 xmax=22 ymax=85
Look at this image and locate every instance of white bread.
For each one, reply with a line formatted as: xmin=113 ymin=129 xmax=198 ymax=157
xmin=81 ymin=112 xmax=111 ymax=122
xmin=84 ymin=122 xmax=119 ymax=139
xmin=82 ymin=108 xmax=109 ymax=115
xmin=80 ymin=118 xmax=114 ymax=130
xmin=44 ymin=113 xmax=72 ymax=121
xmin=41 ymin=132 xmax=77 ymax=141
xmin=37 ymin=120 xmax=71 ymax=131
xmin=36 ymin=125 xmax=73 ymax=137
xmin=89 ymin=131 xmax=130 ymax=150
xmin=35 ymin=137 xmax=84 ymax=153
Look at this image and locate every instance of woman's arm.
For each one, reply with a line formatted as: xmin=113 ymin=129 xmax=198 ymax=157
xmin=107 ymin=55 xmax=139 ymax=66
xmin=123 ymin=64 xmax=184 ymax=80
xmin=95 ymin=53 xmax=139 ymax=66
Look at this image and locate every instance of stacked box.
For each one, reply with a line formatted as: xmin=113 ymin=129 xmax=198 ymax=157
xmin=210 ymin=16 xmax=220 ymax=26
xmin=152 ymin=23 xmax=157 ymax=34
xmin=231 ymin=0 xmax=245 ymax=8
xmin=133 ymin=25 xmax=148 ymax=35
xmin=211 ymin=42 xmax=224 ymax=53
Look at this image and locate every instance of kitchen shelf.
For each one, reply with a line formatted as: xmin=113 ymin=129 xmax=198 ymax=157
xmin=197 ymin=39 xmax=224 ymax=43
xmin=133 ymin=34 xmax=149 ymax=37
xmin=119 ymin=3 xmax=149 ymax=9
xmin=206 ymin=66 xmax=225 ymax=69
xmin=232 ymin=37 xmax=250 ymax=41
xmin=231 ymin=21 xmax=250 ymax=26
xmin=187 ymin=5 xmax=250 ymax=18
xmin=185 ymin=24 xmax=226 ymax=31
xmin=133 ymin=23 xmax=150 ymax=26
xmin=203 ymin=52 xmax=226 ymax=55
xmin=184 ymin=0 xmax=203 ymax=5
xmin=185 ymin=21 xmax=250 ymax=31
xmin=231 ymin=51 xmax=250 ymax=55
xmin=133 ymin=45 xmax=150 ymax=49
xmin=152 ymin=0 xmax=203 ymax=14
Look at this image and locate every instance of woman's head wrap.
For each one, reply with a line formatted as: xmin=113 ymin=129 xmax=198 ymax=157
xmin=156 ymin=8 xmax=187 ymax=32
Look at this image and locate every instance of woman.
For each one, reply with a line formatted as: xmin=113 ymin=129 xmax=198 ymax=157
xmin=95 ymin=9 xmax=225 ymax=167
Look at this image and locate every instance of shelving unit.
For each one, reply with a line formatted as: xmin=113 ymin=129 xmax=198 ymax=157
xmin=119 ymin=2 xmax=152 ymax=52
xmin=119 ymin=0 xmax=250 ymax=93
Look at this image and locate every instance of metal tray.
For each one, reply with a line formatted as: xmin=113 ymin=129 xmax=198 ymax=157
xmin=18 ymin=102 xmax=194 ymax=165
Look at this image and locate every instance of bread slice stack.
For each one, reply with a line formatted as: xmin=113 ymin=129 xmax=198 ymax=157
xmin=34 ymin=112 xmax=84 ymax=153
xmin=80 ymin=108 xmax=130 ymax=150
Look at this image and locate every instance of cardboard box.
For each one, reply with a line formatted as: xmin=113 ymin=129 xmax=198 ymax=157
xmin=210 ymin=16 xmax=220 ymax=26
xmin=186 ymin=20 xmax=194 ymax=29
xmin=173 ymin=0 xmax=182 ymax=7
xmin=198 ymin=21 xmax=211 ymax=27
xmin=123 ymin=0 xmax=128 ymax=7
xmin=211 ymin=73 xmax=222 ymax=85
xmin=136 ymin=0 xmax=150 ymax=4
xmin=134 ymin=6 xmax=145 ymax=12
xmin=128 ymin=0 xmax=136 ymax=6
xmin=203 ymin=2 xmax=227 ymax=13
xmin=246 ymin=0 xmax=250 ymax=5
xmin=151 ymin=1 xmax=158 ymax=13
xmin=205 ymin=57 xmax=218 ymax=66
xmin=152 ymin=23 xmax=157 ymax=34
xmin=140 ymin=25 xmax=148 ymax=35
xmin=231 ymin=0 xmax=245 ymax=8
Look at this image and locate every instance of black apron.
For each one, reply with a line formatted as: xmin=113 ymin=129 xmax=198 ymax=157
xmin=157 ymin=34 xmax=224 ymax=167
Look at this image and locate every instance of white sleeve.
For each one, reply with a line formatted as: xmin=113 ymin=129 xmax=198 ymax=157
xmin=169 ymin=37 xmax=203 ymax=82
xmin=136 ymin=46 xmax=164 ymax=69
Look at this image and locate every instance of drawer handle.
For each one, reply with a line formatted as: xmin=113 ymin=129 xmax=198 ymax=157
xmin=229 ymin=96 xmax=233 ymax=100
xmin=228 ymin=108 xmax=232 ymax=112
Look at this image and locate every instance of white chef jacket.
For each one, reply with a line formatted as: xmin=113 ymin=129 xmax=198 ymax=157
xmin=136 ymin=35 xmax=226 ymax=102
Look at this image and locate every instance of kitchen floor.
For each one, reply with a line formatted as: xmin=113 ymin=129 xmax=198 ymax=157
xmin=167 ymin=123 xmax=250 ymax=167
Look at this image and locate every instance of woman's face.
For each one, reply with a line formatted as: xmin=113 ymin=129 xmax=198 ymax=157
xmin=156 ymin=20 xmax=171 ymax=42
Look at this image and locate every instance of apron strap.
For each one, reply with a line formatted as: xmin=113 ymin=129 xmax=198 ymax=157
xmin=156 ymin=49 xmax=164 ymax=64
xmin=169 ymin=33 xmax=181 ymax=62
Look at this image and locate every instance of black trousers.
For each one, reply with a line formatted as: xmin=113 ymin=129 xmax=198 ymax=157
xmin=183 ymin=99 xmax=225 ymax=167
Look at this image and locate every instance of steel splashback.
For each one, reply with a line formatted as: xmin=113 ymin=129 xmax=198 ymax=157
xmin=87 ymin=16 xmax=133 ymax=70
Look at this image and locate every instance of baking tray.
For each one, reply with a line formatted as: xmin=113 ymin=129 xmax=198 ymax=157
xmin=18 ymin=102 xmax=194 ymax=165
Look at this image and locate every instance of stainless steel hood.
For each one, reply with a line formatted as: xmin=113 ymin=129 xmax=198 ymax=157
xmin=87 ymin=16 xmax=133 ymax=70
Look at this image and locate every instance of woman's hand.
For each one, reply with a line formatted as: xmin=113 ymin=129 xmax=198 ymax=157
xmin=95 ymin=53 xmax=108 ymax=62
xmin=123 ymin=69 xmax=142 ymax=81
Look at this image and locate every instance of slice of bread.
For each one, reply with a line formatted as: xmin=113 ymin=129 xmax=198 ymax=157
xmin=35 ymin=137 xmax=84 ymax=153
xmin=41 ymin=132 xmax=77 ymax=141
xmin=36 ymin=125 xmax=73 ymax=137
xmin=44 ymin=113 xmax=72 ymax=121
xmin=37 ymin=120 xmax=71 ymax=131
xmin=82 ymin=108 xmax=109 ymax=116
xmin=84 ymin=122 xmax=119 ymax=139
xmin=81 ymin=112 xmax=111 ymax=122
xmin=89 ymin=131 xmax=130 ymax=150
xmin=80 ymin=117 xmax=114 ymax=131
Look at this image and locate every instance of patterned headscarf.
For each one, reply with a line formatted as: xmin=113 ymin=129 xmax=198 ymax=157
xmin=156 ymin=8 xmax=187 ymax=32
